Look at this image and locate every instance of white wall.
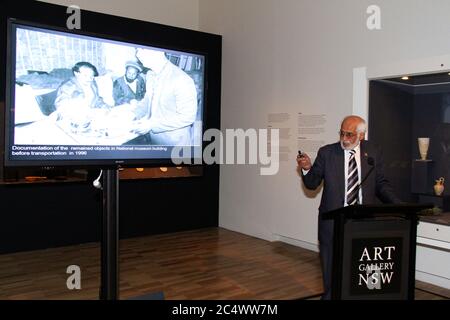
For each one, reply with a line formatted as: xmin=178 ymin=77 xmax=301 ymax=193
xmin=199 ymin=0 xmax=450 ymax=248
xmin=39 ymin=0 xmax=199 ymax=30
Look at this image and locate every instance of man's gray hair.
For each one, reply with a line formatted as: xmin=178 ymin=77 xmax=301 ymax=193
xmin=342 ymin=115 xmax=367 ymax=134
xmin=356 ymin=120 xmax=367 ymax=133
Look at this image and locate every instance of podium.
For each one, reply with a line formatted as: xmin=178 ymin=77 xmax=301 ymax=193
xmin=323 ymin=203 xmax=433 ymax=300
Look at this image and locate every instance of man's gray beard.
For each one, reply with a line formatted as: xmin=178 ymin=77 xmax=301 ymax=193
xmin=340 ymin=140 xmax=360 ymax=150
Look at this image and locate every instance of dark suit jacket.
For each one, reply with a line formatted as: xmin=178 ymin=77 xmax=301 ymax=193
xmin=302 ymin=140 xmax=400 ymax=216
xmin=113 ymin=76 xmax=146 ymax=106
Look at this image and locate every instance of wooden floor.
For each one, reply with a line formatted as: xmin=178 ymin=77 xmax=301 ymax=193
xmin=0 ymin=227 xmax=448 ymax=300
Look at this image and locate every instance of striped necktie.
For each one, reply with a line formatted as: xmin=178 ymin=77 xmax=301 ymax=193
xmin=346 ymin=149 xmax=359 ymax=205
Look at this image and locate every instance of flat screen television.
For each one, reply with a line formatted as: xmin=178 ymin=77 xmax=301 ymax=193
xmin=1 ymin=0 xmax=221 ymax=168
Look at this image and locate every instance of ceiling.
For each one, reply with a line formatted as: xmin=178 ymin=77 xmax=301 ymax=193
xmin=373 ymin=72 xmax=450 ymax=95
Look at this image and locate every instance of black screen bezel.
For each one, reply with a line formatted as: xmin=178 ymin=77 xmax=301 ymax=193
xmin=1 ymin=0 xmax=221 ymax=168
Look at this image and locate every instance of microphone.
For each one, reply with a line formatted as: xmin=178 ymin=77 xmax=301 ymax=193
xmin=93 ymin=170 xmax=103 ymax=189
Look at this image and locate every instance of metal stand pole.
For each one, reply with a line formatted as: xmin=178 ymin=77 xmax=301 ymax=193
xmin=100 ymin=168 xmax=119 ymax=300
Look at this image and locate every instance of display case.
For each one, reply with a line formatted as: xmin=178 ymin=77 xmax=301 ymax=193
xmin=369 ymin=73 xmax=450 ymax=290
xmin=119 ymin=166 xmax=202 ymax=180
xmin=0 ymin=167 xmax=88 ymax=185
xmin=0 ymin=165 xmax=203 ymax=185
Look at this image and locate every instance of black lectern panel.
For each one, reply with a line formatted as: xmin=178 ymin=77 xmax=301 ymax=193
xmin=323 ymin=203 xmax=432 ymax=300
xmin=341 ymin=219 xmax=410 ymax=299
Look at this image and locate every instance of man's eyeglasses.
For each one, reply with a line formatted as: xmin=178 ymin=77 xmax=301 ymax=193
xmin=339 ymin=130 xmax=357 ymax=138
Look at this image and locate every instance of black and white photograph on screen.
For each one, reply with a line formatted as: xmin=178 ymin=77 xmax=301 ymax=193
xmin=13 ymin=25 xmax=204 ymax=147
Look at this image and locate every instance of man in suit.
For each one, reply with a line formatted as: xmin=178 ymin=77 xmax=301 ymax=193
xmin=132 ymin=48 xmax=198 ymax=146
xmin=296 ymin=115 xmax=400 ymax=299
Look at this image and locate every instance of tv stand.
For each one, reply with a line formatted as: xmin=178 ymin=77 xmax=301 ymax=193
xmin=100 ymin=168 xmax=119 ymax=300
xmin=98 ymin=168 xmax=165 ymax=300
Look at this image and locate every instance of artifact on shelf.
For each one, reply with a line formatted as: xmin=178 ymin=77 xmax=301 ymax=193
xmin=434 ymin=177 xmax=445 ymax=196
xmin=418 ymin=137 xmax=430 ymax=160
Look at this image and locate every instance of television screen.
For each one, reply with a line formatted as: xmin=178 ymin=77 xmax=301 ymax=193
xmin=5 ymin=21 xmax=206 ymax=166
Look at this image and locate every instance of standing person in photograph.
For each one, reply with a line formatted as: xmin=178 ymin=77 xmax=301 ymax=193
xmin=131 ymin=48 xmax=198 ymax=146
